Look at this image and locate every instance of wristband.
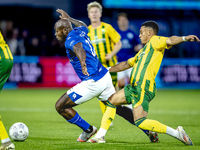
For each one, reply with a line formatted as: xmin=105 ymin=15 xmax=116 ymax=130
xmin=182 ymin=36 xmax=186 ymax=42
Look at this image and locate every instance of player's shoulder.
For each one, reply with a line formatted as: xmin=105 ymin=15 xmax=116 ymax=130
xmin=152 ymin=35 xmax=167 ymax=39
xmin=101 ymin=22 xmax=113 ymax=28
xmin=150 ymin=35 xmax=167 ymax=42
xmin=74 ymin=26 xmax=87 ymax=32
xmin=88 ymin=24 xmax=92 ymax=29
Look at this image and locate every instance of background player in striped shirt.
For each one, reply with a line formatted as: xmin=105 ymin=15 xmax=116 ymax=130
xmin=89 ymin=21 xmax=199 ymax=144
xmin=0 ymin=31 xmax=15 ymax=150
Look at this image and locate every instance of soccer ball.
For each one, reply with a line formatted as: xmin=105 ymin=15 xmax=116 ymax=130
xmin=9 ymin=122 xmax=29 ymax=141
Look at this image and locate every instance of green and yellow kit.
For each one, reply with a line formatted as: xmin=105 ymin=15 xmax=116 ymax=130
xmin=124 ymin=36 xmax=171 ymax=112
xmin=0 ymin=31 xmax=13 ymax=91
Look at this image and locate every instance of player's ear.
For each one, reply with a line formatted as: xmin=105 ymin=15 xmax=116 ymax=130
xmin=148 ymin=29 xmax=153 ymax=36
xmin=63 ymin=28 xmax=68 ymax=35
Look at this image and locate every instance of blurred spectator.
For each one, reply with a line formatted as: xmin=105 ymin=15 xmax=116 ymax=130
xmin=40 ymin=33 xmax=49 ymax=56
xmin=49 ymin=37 xmax=60 ymax=56
xmin=18 ymin=29 xmax=29 ymax=56
xmin=26 ymin=37 xmax=40 ymax=56
xmin=6 ymin=28 xmax=19 ymax=56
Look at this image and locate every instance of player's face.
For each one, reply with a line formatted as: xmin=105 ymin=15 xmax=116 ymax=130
xmin=117 ymin=16 xmax=128 ymax=29
xmin=55 ymin=28 xmax=66 ymax=43
xmin=88 ymin=7 xmax=101 ymax=23
xmin=139 ymin=26 xmax=150 ymax=45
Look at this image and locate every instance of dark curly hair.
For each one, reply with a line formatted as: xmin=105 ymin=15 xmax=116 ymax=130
xmin=141 ymin=21 xmax=159 ymax=35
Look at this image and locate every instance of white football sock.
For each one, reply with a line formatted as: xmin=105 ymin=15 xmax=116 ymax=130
xmin=1 ymin=138 xmax=11 ymax=143
xmin=166 ymin=126 xmax=179 ymax=138
xmin=95 ymin=128 xmax=107 ymax=138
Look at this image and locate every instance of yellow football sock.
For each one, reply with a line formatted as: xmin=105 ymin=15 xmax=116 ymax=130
xmin=136 ymin=118 xmax=167 ymax=133
xmin=99 ymin=101 xmax=106 ymax=114
xmin=0 ymin=116 xmax=9 ymax=141
xmin=100 ymin=101 xmax=116 ymax=130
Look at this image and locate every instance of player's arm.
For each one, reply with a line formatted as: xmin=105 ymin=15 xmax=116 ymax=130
xmin=73 ymin=42 xmax=89 ymax=76
xmin=57 ymin=9 xmax=87 ymax=28
xmin=109 ymin=61 xmax=131 ymax=73
xmin=166 ymin=35 xmax=200 ymax=46
xmin=105 ymin=40 xmax=122 ymax=60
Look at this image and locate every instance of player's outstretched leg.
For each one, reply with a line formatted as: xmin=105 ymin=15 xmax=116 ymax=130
xmin=116 ymin=105 xmax=159 ymax=143
xmin=135 ymin=117 xmax=193 ymax=145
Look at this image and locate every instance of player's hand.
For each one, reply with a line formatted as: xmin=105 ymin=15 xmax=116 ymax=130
xmin=105 ymin=53 xmax=112 ymax=61
xmin=82 ymin=64 xmax=89 ymax=76
xmin=186 ymin=35 xmax=200 ymax=43
xmin=56 ymin=9 xmax=70 ymax=19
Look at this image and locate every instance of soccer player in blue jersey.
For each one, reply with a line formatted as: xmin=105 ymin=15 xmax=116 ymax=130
xmin=54 ymin=9 xmax=116 ymax=142
xmin=116 ymin=13 xmax=142 ymax=89
xmin=54 ymin=9 xmax=159 ymax=143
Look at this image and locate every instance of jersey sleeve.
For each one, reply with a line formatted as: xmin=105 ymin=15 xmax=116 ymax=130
xmin=65 ymin=35 xmax=81 ymax=51
xmin=127 ymin=51 xmax=140 ymax=67
xmin=151 ymin=36 xmax=172 ymax=51
xmin=78 ymin=26 xmax=88 ymax=34
xmin=107 ymin=24 xmax=121 ymax=43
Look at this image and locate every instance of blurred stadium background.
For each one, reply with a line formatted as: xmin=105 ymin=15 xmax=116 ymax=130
xmin=1 ymin=0 xmax=200 ymax=149
xmin=1 ymin=0 xmax=200 ymax=89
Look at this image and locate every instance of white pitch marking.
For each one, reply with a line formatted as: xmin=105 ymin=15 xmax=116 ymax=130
xmin=0 ymin=107 xmax=199 ymax=115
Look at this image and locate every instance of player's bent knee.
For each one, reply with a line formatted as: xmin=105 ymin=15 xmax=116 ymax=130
xmin=55 ymin=100 xmax=62 ymax=114
xmin=55 ymin=93 xmax=77 ymax=114
xmin=108 ymin=93 xmax=117 ymax=105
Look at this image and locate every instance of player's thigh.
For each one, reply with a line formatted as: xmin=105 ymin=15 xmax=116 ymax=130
xmin=67 ymin=79 xmax=101 ymax=104
xmin=134 ymin=89 xmax=155 ymax=113
xmin=109 ymin=88 xmax=127 ymax=106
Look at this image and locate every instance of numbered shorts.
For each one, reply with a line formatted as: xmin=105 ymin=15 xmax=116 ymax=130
xmin=67 ymin=72 xmax=116 ymax=104
xmin=124 ymin=84 xmax=155 ymax=112
xmin=0 ymin=59 xmax=13 ymax=91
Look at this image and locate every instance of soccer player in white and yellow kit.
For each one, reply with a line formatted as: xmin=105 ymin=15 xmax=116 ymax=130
xmin=89 ymin=21 xmax=199 ymax=144
xmin=0 ymin=31 xmax=15 ymax=150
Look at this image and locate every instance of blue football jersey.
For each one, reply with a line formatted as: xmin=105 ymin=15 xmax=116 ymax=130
xmin=116 ymin=29 xmax=140 ymax=62
xmin=65 ymin=26 xmax=108 ymax=81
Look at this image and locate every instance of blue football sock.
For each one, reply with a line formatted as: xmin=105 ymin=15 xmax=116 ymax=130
xmin=67 ymin=112 xmax=90 ymax=131
xmin=142 ymin=129 xmax=148 ymax=134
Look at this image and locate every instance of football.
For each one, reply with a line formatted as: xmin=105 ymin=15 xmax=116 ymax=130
xmin=9 ymin=122 xmax=29 ymax=141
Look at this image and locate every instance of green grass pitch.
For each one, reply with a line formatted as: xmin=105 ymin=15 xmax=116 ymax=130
xmin=0 ymin=89 xmax=200 ymax=150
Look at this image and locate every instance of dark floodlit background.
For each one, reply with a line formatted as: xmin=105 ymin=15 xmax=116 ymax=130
xmin=1 ymin=0 xmax=200 ymax=89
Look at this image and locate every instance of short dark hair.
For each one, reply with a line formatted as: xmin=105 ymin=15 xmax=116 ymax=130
xmin=117 ymin=12 xmax=128 ymax=20
xmin=141 ymin=21 xmax=159 ymax=35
